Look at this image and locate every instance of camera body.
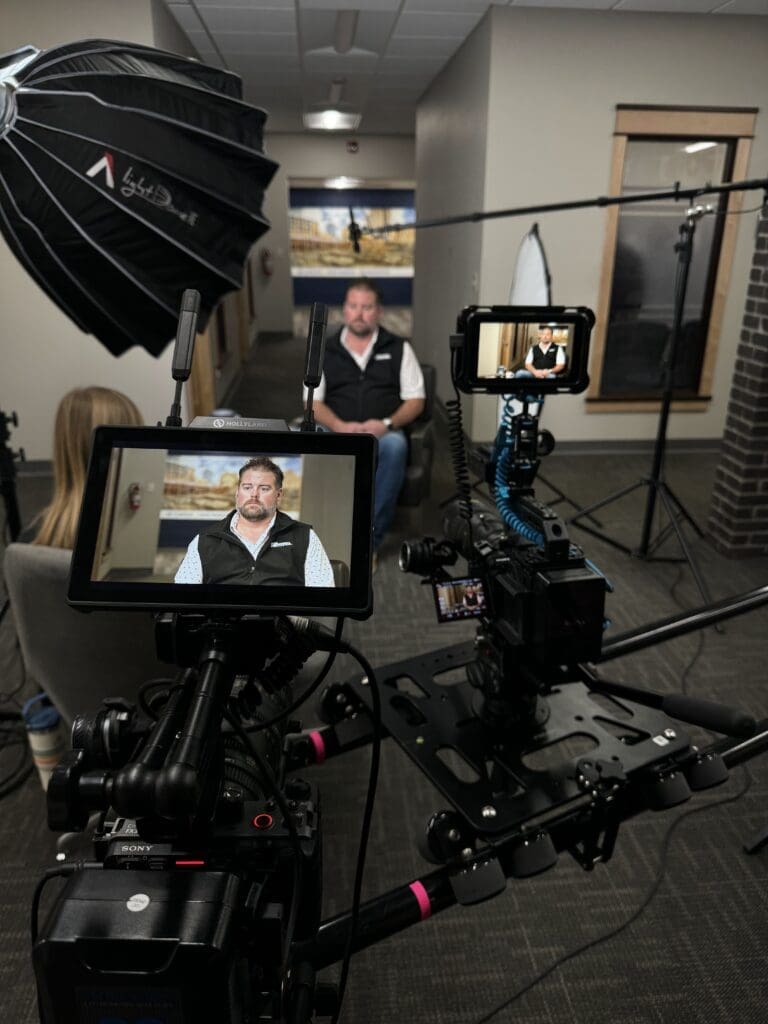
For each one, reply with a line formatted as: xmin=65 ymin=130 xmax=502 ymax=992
xmin=37 ymin=640 xmax=322 ymax=1024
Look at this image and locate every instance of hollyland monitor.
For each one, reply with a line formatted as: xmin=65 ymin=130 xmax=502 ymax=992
xmin=68 ymin=426 xmax=376 ymax=618
xmin=454 ymin=305 xmax=594 ymax=396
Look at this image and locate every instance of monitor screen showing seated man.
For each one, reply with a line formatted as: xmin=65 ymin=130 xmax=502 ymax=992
xmin=174 ymin=456 xmax=334 ymax=587
xmin=477 ymin=321 xmax=573 ymax=380
xmin=90 ymin=448 xmax=354 ymax=589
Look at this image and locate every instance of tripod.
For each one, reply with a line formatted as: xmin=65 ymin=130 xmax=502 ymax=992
xmin=0 ymin=409 xmax=22 ymax=543
xmin=567 ymin=205 xmax=715 ymax=606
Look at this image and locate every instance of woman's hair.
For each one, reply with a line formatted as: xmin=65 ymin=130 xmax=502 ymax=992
xmin=33 ymin=387 xmax=143 ymax=549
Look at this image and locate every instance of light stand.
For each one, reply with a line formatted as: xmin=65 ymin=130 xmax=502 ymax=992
xmin=567 ymin=204 xmax=715 ymax=605
xmin=0 ymin=409 xmax=23 ymax=542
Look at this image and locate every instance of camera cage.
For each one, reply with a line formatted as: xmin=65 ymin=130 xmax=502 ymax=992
xmin=33 ymin=299 xmax=768 ymax=1024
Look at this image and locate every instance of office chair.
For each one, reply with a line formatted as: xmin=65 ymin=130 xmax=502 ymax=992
xmin=398 ymin=362 xmax=436 ymax=507
xmin=3 ymin=543 xmax=170 ymax=726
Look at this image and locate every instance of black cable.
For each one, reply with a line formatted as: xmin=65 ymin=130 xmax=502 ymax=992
xmin=246 ymin=617 xmax=345 ymax=735
xmin=446 ymin=363 xmax=474 ymax=537
xmin=0 ymin=723 xmax=33 ymax=800
xmin=473 ymin=768 xmax=752 ymax=1024
xmin=330 ymin=642 xmax=381 ymax=1024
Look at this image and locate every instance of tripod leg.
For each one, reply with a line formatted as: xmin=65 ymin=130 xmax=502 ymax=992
xmin=656 ymin=485 xmax=714 ymax=606
xmin=663 ymin=480 xmax=707 ymax=538
xmin=538 ymin=473 xmax=604 ymax=528
xmin=645 ymin=518 xmax=679 ymax=558
xmin=568 ymin=478 xmax=647 ymax=524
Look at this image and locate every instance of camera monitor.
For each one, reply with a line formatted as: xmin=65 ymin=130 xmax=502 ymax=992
xmin=68 ymin=426 xmax=376 ymax=618
xmin=432 ymin=576 xmax=488 ymax=623
xmin=454 ymin=305 xmax=594 ymax=396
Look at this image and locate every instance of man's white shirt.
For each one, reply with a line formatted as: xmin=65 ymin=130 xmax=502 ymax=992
xmin=174 ymin=512 xmax=335 ymax=586
xmin=303 ymin=327 xmax=425 ymax=404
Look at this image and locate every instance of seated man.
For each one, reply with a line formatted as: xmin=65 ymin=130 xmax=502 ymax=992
xmin=304 ymin=278 xmax=425 ymax=554
xmin=518 ymin=324 xmax=567 ymax=379
xmin=175 ymin=456 xmax=334 ymax=586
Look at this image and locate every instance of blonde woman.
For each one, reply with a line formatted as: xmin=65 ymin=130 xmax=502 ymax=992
xmin=30 ymin=386 xmax=142 ymax=548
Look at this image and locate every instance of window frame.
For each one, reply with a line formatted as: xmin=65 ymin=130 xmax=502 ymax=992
xmin=587 ymin=106 xmax=756 ymax=412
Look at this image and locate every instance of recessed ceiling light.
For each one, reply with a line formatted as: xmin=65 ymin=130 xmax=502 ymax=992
xmin=324 ymin=176 xmax=364 ymax=189
xmin=303 ymin=109 xmax=361 ymax=131
xmin=684 ymin=141 xmax=718 ymax=154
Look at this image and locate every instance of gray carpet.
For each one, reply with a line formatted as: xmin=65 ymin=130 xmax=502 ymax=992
xmin=2 ymin=327 xmax=768 ymax=1023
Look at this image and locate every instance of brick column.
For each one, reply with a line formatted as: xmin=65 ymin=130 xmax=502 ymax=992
xmin=708 ymin=211 xmax=768 ymax=556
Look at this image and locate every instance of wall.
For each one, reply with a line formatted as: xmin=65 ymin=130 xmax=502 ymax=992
xmin=256 ymin=133 xmax=416 ymax=334
xmin=467 ymin=7 xmax=768 ymax=442
xmin=411 ymin=16 xmax=491 ymax=416
xmin=0 ymin=0 xmax=204 ymax=461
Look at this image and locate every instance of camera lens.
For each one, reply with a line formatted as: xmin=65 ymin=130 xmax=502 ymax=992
xmin=399 ymin=541 xmax=416 ymax=573
xmin=399 ymin=538 xmax=458 ymax=576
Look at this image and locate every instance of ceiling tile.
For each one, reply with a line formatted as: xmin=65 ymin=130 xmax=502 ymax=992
xmin=185 ymin=0 xmax=295 ymax=6
xmin=226 ymin=52 xmax=302 ymax=74
xmin=212 ymin=32 xmax=299 ymax=56
xmin=300 ymin=9 xmax=399 ymax=54
xmin=403 ymin=0 xmax=491 ymax=10
xmin=611 ymin=0 xmax=718 ymax=11
xmin=507 ymin=0 xmax=617 ymax=7
xmin=193 ymin=6 xmax=296 ymax=33
xmin=378 ymin=55 xmax=446 ymax=73
xmin=394 ymin=10 xmax=484 ymax=35
xmin=386 ymin=35 xmax=464 ymax=57
xmin=712 ymin=0 xmax=768 ymax=10
xmin=299 ymin=0 xmax=402 ymax=9
xmin=303 ymin=53 xmax=381 ymax=74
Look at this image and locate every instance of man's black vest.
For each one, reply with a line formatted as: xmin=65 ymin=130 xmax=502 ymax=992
xmin=323 ymin=326 xmax=405 ymax=422
xmin=198 ymin=510 xmax=310 ymax=586
xmin=532 ymin=344 xmax=559 ymax=370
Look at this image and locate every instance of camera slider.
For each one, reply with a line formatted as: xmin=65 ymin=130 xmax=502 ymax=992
xmin=323 ymin=641 xmax=731 ymax=841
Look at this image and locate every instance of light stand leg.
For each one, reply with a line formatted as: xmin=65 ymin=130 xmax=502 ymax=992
xmin=570 ymin=209 xmax=714 ymax=598
xmin=536 ymin=472 xmax=604 ymax=528
xmin=655 ymin=483 xmax=715 ymax=607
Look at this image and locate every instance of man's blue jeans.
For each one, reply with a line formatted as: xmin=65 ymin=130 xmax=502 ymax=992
xmin=374 ymin=430 xmax=408 ymax=550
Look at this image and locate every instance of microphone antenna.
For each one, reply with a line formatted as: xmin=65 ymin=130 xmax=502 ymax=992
xmin=348 ymin=207 xmax=362 ymax=254
xmin=301 ymin=302 xmax=328 ymax=432
xmin=166 ymin=289 xmax=200 ymax=427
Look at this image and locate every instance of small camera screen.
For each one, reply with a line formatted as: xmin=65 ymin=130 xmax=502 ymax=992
xmin=432 ymin=577 xmax=487 ymax=623
xmin=455 ymin=306 xmax=593 ymax=396
xmin=69 ymin=426 xmax=375 ymax=617
xmin=477 ymin=321 xmax=574 ymax=383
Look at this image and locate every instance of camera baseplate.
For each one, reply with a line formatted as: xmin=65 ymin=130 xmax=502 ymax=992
xmin=331 ymin=641 xmax=693 ymax=837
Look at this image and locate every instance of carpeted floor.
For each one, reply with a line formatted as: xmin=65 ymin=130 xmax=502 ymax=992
xmin=1 ymin=319 xmax=768 ymax=1022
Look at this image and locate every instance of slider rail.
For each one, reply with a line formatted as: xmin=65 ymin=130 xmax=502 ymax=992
xmin=598 ymin=584 xmax=768 ymax=663
xmin=296 ymin=721 xmax=768 ymax=971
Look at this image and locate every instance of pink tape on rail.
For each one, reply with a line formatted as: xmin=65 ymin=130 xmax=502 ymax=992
xmin=409 ymin=880 xmax=432 ymax=921
xmin=308 ymin=731 xmax=326 ymax=764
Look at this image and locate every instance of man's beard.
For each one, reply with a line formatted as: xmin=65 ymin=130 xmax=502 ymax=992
xmin=347 ymin=319 xmax=372 ymax=338
xmin=239 ymin=501 xmax=269 ymax=521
